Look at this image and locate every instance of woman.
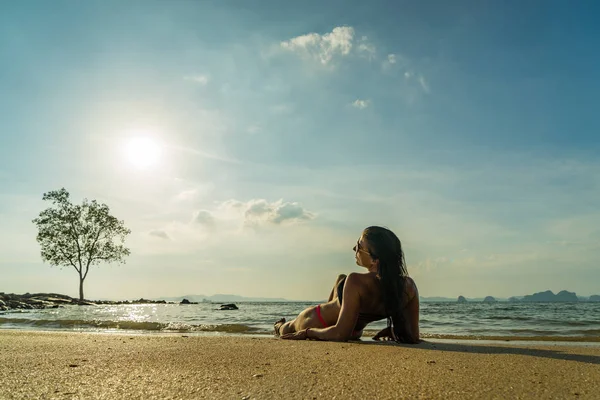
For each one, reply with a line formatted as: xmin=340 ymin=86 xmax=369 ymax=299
xmin=274 ymin=226 xmax=419 ymax=343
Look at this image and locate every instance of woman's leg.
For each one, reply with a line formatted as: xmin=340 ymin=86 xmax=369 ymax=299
xmin=274 ymin=318 xmax=290 ymax=335
xmin=274 ymin=304 xmax=324 ymax=336
xmin=274 ymin=273 xmax=346 ymax=336
xmin=275 ymin=318 xmax=296 ymax=335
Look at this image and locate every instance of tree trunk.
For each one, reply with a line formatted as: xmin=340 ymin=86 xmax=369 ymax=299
xmin=79 ymin=277 xmax=84 ymax=301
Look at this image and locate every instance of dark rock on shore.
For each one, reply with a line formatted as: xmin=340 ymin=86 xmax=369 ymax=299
xmin=0 ymin=293 xmax=80 ymax=311
xmin=457 ymin=296 xmax=467 ymax=303
xmin=94 ymin=298 xmax=170 ymax=305
xmin=0 ymin=293 xmax=175 ymax=311
xmin=180 ymin=298 xmax=198 ymax=305
xmin=483 ymin=296 xmax=497 ymax=303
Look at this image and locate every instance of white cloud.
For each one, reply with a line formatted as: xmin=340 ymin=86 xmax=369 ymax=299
xmin=280 ymin=26 xmax=355 ymax=65
xmin=192 ymin=209 xmax=215 ymax=227
xmin=380 ymin=53 xmax=430 ymax=94
xmin=280 ymin=27 xmax=431 ymax=95
xmin=173 ymin=183 xmax=215 ymax=203
xmin=218 ymin=199 xmax=245 ymax=211
xmin=357 ymin=36 xmax=376 ymax=60
xmin=382 ymin=53 xmax=408 ymax=70
xmin=184 ymin=75 xmax=209 ymax=85
xmin=351 ymin=99 xmax=370 ymax=109
xmin=176 ymin=189 xmax=199 ymax=201
xmin=418 ymin=75 xmax=430 ymax=93
xmin=400 ymin=71 xmax=430 ymax=94
xmin=149 ymin=230 xmax=170 ymax=240
xmin=415 ymin=256 xmax=452 ymax=273
xmin=220 ymin=198 xmax=315 ymax=227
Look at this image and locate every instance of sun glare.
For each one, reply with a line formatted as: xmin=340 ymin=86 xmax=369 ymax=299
xmin=124 ymin=136 xmax=161 ymax=169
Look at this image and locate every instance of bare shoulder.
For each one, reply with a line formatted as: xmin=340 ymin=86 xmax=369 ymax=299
xmin=405 ymin=276 xmax=419 ymax=299
xmin=345 ymin=272 xmax=363 ymax=286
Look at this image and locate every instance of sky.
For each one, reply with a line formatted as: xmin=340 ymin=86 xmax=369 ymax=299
xmin=1 ymin=0 xmax=599 ymax=301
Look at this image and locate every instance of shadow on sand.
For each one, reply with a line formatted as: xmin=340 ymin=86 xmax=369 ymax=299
xmin=355 ymin=339 xmax=600 ymax=365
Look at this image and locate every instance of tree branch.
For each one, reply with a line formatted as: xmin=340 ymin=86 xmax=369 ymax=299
xmin=67 ymin=210 xmax=84 ymax=272
xmin=58 ymin=246 xmax=80 ymax=274
xmin=83 ymin=226 xmax=105 ymax=280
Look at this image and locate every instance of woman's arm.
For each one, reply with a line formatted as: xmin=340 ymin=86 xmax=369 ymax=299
xmin=281 ymin=273 xmax=362 ymax=342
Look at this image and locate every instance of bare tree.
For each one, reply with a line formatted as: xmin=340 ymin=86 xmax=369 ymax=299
xmin=32 ymin=188 xmax=131 ymax=300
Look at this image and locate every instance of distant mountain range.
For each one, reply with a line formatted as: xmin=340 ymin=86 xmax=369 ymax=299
xmin=152 ymin=290 xmax=600 ymax=304
xmin=422 ymin=290 xmax=600 ymax=303
xmin=155 ymin=294 xmax=291 ymax=303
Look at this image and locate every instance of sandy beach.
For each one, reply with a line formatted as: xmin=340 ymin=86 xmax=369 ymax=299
xmin=0 ymin=330 xmax=598 ymax=399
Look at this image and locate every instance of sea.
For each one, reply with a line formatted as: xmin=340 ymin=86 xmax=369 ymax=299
xmin=1 ymin=301 xmax=599 ymax=342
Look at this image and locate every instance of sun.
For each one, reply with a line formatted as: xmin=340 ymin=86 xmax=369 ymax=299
xmin=124 ymin=137 xmax=161 ymax=169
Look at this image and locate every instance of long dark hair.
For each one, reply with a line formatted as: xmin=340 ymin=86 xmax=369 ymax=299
xmin=362 ymin=226 xmax=411 ymax=343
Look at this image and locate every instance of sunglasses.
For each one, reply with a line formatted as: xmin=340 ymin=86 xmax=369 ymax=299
xmin=353 ymin=240 xmax=371 ymax=255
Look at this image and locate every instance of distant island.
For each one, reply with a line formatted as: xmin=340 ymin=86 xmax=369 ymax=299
xmin=154 ymin=294 xmax=290 ymax=303
xmin=420 ymin=290 xmax=600 ymax=303
xmin=520 ymin=290 xmax=578 ymax=302
xmin=483 ymin=296 xmax=497 ymax=303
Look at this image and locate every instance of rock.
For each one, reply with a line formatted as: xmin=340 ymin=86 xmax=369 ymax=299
xmin=0 ymin=293 xmax=91 ymax=310
xmin=556 ymin=290 xmax=578 ymax=302
xmin=219 ymin=303 xmax=238 ymax=310
xmin=0 ymin=292 xmax=179 ymax=310
xmin=589 ymin=295 xmax=600 ymax=302
xmin=522 ymin=290 xmax=555 ymax=302
xmin=74 ymin=300 xmax=96 ymax=306
xmin=42 ymin=297 xmax=73 ymax=304
xmin=180 ymin=299 xmax=191 ymax=304
xmin=457 ymin=296 xmax=467 ymax=303
xmin=27 ymin=299 xmax=58 ymax=307
xmin=9 ymin=301 xmax=34 ymax=309
xmin=521 ymin=290 xmax=579 ymax=302
xmin=483 ymin=296 xmax=497 ymax=303
xmin=508 ymin=296 xmax=521 ymax=302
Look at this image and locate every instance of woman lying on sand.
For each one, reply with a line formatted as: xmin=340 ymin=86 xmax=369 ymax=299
xmin=274 ymin=226 xmax=419 ymax=343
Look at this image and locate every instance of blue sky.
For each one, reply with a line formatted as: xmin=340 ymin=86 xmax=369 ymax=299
xmin=1 ymin=1 xmax=599 ymax=301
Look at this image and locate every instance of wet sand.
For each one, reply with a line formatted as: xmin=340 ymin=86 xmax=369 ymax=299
xmin=1 ymin=330 xmax=599 ymax=399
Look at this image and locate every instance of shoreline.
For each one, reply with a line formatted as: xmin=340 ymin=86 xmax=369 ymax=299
xmin=1 ymin=330 xmax=599 ymax=399
xmin=2 ymin=327 xmax=600 ymax=347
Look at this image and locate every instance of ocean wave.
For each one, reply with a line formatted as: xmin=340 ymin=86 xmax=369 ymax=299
xmin=0 ymin=317 xmax=260 ymax=333
xmin=480 ymin=315 xmax=534 ymax=321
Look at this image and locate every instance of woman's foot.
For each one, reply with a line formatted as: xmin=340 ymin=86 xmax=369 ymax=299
xmin=274 ymin=318 xmax=286 ymax=336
